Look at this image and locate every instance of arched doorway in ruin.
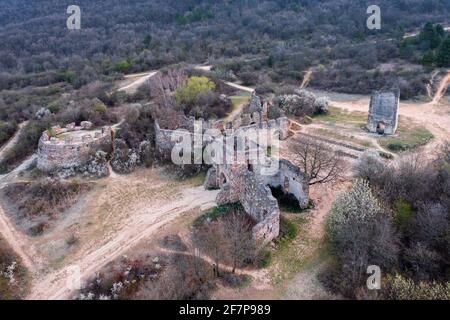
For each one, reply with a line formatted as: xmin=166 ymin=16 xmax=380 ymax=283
xmin=220 ymin=172 xmax=227 ymax=185
xmin=376 ymin=122 xmax=385 ymax=134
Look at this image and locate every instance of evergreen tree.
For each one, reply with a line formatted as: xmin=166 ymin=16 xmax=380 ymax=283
xmin=420 ymin=22 xmax=441 ymax=49
xmin=421 ymin=50 xmax=436 ymax=67
xmin=436 ymin=36 xmax=450 ymax=67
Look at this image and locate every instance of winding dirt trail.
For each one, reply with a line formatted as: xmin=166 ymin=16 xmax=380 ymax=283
xmin=300 ymin=70 xmax=312 ymax=90
xmin=116 ymin=71 xmax=158 ymax=94
xmin=223 ymin=81 xmax=255 ymax=93
xmin=0 ymin=121 xmax=28 ymax=161
xmin=0 ymin=122 xmax=40 ymax=273
xmin=27 ymin=186 xmax=218 ymax=300
xmin=430 ymin=70 xmax=450 ymax=105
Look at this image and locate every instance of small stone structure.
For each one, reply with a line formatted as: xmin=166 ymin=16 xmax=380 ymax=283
xmin=205 ymin=157 xmax=309 ymax=243
xmin=37 ymin=121 xmax=112 ymax=172
xmin=367 ymin=89 xmax=400 ymax=135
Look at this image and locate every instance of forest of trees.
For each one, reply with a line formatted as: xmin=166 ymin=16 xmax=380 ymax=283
xmin=0 ymin=0 xmax=449 ymax=95
xmin=402 ymin=22 xmax=450 ymax=67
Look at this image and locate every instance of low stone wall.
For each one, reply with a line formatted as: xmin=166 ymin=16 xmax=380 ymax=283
xmin=37 ymin=123 xmax=112 ymax=172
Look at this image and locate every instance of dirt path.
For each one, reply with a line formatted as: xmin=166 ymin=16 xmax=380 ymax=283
xmin=0 ymin=204 xmax=36 ymax=273
xmin=116 ymin=71 xmax=158 ymax=94
xmin=403 ymin=26 xmax=450 ymax=39
xmin=430 ymin=70 xmax=450 ymax=105
xmin=0 ymin=121 xmax=28 ymax=160
xmin=0 ymin=122 xmax=40 ymax=273
xmin=27 ymin=186 xmax=218 ymax=300
xmin=226 ymin=100 xmax=248 ymax=122
xmin=300 ymin=70 xmax=312 ymax=90
xmin=223 ymin=81 xmax=255 ymax=93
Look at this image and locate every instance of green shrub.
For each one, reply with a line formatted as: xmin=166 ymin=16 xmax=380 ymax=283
xmin=193 ymin=203 xmax=244 ymax=227
xmin=174 ymin=76 xmax=215 ymax=106
xmin=279 ymin=217 xmax=298 ymax=241
xmin=0 ymin=121 xmax=17 ymax=147
xmin=0 ymin=120 xmax=49 ymax=174
xmin=387 ymin=141 xmax=408 ymax=152
xmin=115 ymin=60 xmax=132 ymax=73
xmin=379 ymin=151 xmax=394 ymax=159
xmin=258 ymin=250 xmax=272 ymax=268
xmin=393 ymin=199 xmax=413 ymax=229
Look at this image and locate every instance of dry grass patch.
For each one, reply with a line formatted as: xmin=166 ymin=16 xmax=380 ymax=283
xmin=3 ymin=179 xmax=92 ymax=236
xmin=378 ymin=116 xmax=434 ymax=153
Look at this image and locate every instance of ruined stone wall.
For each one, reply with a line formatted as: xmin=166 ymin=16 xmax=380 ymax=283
xmin=233 ymin=117 xmax=289 ymax=141
xmin=154 ymin=115 xmax=221 ymax=160
xmin=261 ymin=159 xmax=309 ymax=209
xmin=214 ymin=164 xmax=280 ymax=242
xmin=154 ymin=93 xmax=300 ymax=243
xmin=37 ymin=123 xmax=112 ymax=172
xmin=208 ymin=153 xmax=309 ymax=243
xmin=367 ymin=89 xmax=400 ymax=135
xmin=240 ymin=172 xmax=280 ymax=241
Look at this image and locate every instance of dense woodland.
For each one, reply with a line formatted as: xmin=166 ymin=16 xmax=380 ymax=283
xmin=0 ymin=0 xmax=450 ymax=300
xmin=0 ymin=0 xmax=449 ymax=92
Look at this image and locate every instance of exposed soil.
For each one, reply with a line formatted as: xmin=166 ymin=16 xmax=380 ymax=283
xmin=116 ymin=71 xmax=158 ymax=94
xmin=26 ymin=170 xmax=218 ymax=300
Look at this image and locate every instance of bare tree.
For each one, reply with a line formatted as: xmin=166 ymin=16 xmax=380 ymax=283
xmin=219 ymin=210 xmax=256 ymax=273
xmin=147 ymin=69 xmax=187 ymax=108
xmin=435 ymin=140 xmax=450 ymax=164
xmin=193 ymin=221 xmax=224 ymax=277
xmin=290 ymin=136 xmax=345 ymax=185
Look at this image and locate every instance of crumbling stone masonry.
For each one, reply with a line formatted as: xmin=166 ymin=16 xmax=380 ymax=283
xmin=367 ymin=89 xmax=400 ymax=135
xmin=154 ymin=93 xmax=308 ymax=243
xmin=37 ymin=122 xmax=112 ymax=172
xmin=205 ymin=157 xmax=309 ymax=243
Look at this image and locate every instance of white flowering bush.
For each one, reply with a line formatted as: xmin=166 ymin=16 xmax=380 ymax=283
xmin=274 ymin=89 xmax=327 ymax=117
xmin=76 ymin=256 xmax=164 ymax=300
xmin=386 ymin=274 xmax=450 ymax=300
xmin=0 ymin=239 xmax=28 ymax=299
xmin=323 ymin=180 xmax=398 ymax=297
xmin=0 ymin=261 xmax=17 ymax=285
xmin=326 ymin=179 xmax=382 ymax=239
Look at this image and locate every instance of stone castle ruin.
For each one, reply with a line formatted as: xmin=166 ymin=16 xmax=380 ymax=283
xmin=367 ymin=89 xmax=400 ymax=135
xmin=155 ymin=92 xmax=289 ymax=160
xmin=205 ymin=158 xmax=309 ymax=242
xmin=37 ymin=121 xmax=113 ymax=172
xmin=155 ymin=92 xmax=309 ymax=243
xmin=36 ymin=93 xmax=309 ymax=243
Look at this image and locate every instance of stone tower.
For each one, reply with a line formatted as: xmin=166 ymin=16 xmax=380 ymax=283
xmin=367 ymin=89 xmax=400 ymax=135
